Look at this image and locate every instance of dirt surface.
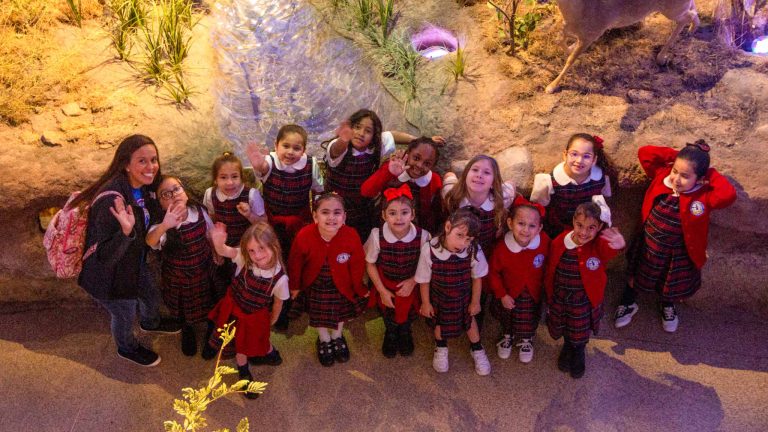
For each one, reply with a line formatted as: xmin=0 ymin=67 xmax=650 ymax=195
xmin=1 ymin=1 xmax=766 ymax=312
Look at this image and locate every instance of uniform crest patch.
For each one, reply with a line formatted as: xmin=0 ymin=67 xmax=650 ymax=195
xmin=586 ymin=257 xmax=601 ymax=271
xmin=533 ymin=254 xmax=545 ymax=269
xmin=690 ymin=200 xmax=705 ymax=216
xmin=336 ymin=253 xmax=350 ymax=264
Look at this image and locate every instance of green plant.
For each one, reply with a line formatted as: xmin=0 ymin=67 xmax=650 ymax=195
xmin=487 ymin=0 xmax=546 ymax=55
xmin=65 ymin=0 xmax=83 ymax=27
xmin=158 ymin=0 xmax=195 ymax=72
xmin=375 ymin=0 xmax=395 ymax=41
xmin=380 ymin=31 xmax=421 ymax=101
xmin=138 ymin=15 xmax=167 ymax=83
xmin=448 ymin=42 xmax=467 ymax=81
xmin=352 ymin=0 xmax=374 ymax=30
xmin=162 ymin=71 xmax=195 ymax=105
xmin=164 ymin=322 xmax=267 ymax=432
xmin=107 ymin=0 xmax=147 ymax=60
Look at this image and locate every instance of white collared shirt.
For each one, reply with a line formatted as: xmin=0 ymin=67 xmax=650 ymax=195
xmin=325 ymin=131 xmax=396 ymax=168
xmin=441 ymin=172 xmax=516 ymax=209
xmin=203 ymin=185 xmax=266 ymax=217
xmin=413 ymin=238 xmax=489 ymax=283
xmin=662 ymin=174 xmax=704 ymax=196
xmin=504 ymin=231 xmax=541 ymax=253
xmin=398 ymin=169 xmax=433 ymax=187
xmin=530 ymin=162 xmax=612 ymax=206
xmin=364 ymin=223 xmax=431 ymax=263
xmin=148 ymin=206 xmax=214 ymax=249
xmin=564 ymin=231 xmax=580 ymax=250
xmin=256 ymin=152 xmax=324 ymax=193
xmin=232 ymin=251 xmax=290 ymax=300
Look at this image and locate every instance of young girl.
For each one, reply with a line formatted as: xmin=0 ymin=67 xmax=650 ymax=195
xmin=325 ymin=109 xmax=444 ymax=242
xmin=146 ymin=176 xmax=216 ymax=357
xmin=488 ymin=196 xmax=550 ymax=363
xmin=361 ymin=137 xmax=443 ymax=234
xmin=546 ymin=202 xmax=625 ymax=379
xmin=247 ymin=124 xmax=324 ymax=328
xmin=288 ymin=193 xmax=368 ymax=367
xmin=615 ymin=141 xmax=736 ymax=332
xmin=530 ymin=133 xmax=614 ymax=238
xmin=207 ymin=221 xmax=289 ymax=399
xmin=415 ymin=208 xmax=491 ymax=376
xmin=364 ymin=185 xmax=431 ymax=358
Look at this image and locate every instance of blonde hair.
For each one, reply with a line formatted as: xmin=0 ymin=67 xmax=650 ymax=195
xmin=443 ymin=155 xmax=506 ymax=229
xmin=239 ymin=221 xmax=283 ymax=270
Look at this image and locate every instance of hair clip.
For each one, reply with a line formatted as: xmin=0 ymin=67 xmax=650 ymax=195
xmin=687 ymin=140 xmax=710 ymax=153
xmin=222 ymin=151 xmax=232 ymax=156
xmin=592 ymin=135 xmax=604 ymax=150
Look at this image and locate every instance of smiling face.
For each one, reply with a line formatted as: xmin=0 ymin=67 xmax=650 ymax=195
xmin=507 ymin=207 xmax=542 ymax=247
xmin=406 ymin=143 xmax=437 ymax=179
xmin=563 ymin=138 xmax=597 ymax=182
xmin=382 ymin=199 xmax=415 ymax=238
xmin=275 ymin=132 xmax=306 ymax=166
xmin=443 ymin=222 xmax=473 ymax=253
xmin=246 ymin=237 xmax=275 ymax=270
xmin=313 ymin=197 xmax=346 ymax=238
xmin=125 ymin=144 xmax=159 ymax=188
xmin=351 ymin=116 xmax=374 ymax=151
xmin=214 ymin=161 xmax=244 ymax=196
xmin=669 ymin=158 xmax=702 ymax=193
xmin=465 ymin=158 xmax=495 ymax=196
xmin=157 ymin=177 xmax=188 ymax=211
xmin=571 ymin=214 xmax=603 ymax=246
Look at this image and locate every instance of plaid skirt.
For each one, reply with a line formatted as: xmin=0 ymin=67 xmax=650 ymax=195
xmin=547 ymin=287 xmax=602 ymax=344
xmin=490 ymin=290 xmax=540 ymax=340
xmin=161 ymin=266 xmax=215 ymax=324
xmin=628 ymin=195 xmax=702 ymax=301
xmin=427 ymin=286 xmax=472 ymax=339
xmin=308 ymin=265 xmax=367 ymax=329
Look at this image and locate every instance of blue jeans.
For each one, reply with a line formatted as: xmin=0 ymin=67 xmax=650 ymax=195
xmin=95 ymin=264 xmax=161 ymax=352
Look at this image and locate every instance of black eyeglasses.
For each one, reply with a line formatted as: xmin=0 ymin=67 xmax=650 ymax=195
xmin=159 ymin=185 xmax=184 ymax=200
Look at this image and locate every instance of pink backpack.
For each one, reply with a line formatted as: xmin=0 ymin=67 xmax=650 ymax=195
xmin=43 ymin=190 xmax=122 ymax=278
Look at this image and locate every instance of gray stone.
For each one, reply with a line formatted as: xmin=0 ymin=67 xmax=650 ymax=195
xmin=494 ymin=146 xmax=532 ymax=190
xmin=40 ymin=131 xmax=65 ymax=147
xmin=61 ymin=102 xmax=83 ymax=117
xmin=450 ymin=159 xmax=469 ymax=176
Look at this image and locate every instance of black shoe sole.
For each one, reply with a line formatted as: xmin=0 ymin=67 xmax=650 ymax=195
xmin=117 ymin=350 xmax=161 ymax=367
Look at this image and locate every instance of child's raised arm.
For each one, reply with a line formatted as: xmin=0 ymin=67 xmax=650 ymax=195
xmin=390 ymin=131 xmax=445 ymax=146
xmin=146 ymin=201 xmax=185 ymax=248
xmin=327 ymin=121 xmax=354 ymax=160
xmin=210 ymin=222 xmax=238 ymax=259
xmin=245 ymin=142 xmax=270 ymax=177
xmin=705 ymin=168 xmax=737 ymax=210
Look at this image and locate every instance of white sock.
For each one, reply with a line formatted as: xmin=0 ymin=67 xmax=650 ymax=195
xmin=317 ymin=327 xmax=331 ymax=342
xmin=331 ymin=323 xmax=343 ymax=340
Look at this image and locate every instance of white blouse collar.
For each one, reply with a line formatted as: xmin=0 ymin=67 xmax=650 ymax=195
xmin=271 ymin=152 xmax=308 ymax=171
xmin=351 ymin=147 xmax=375 ymax=156
xmin=398 ymin=170 xmax=433 ymax=187
xmin=382 ymin=223 xmax=418 ymax=243
xmin=249 ymin=262 xmax=283 ymax=278
xmin=504 ymin=231 xmax=541 ymax=253
xmin=552 ymin=162 xmax=603 ymax=186
xmin=460 ymin=195 xmax=495 ymax=211
xmin=662 ymin=174 xmax=703 ymax=196
xmin=564 ymin=231 xmax=579 ymax=250
xmin=429 ymin=237 xmax=469 ymax=260
xmin=214 ymin=184 xmax=245 ymax=202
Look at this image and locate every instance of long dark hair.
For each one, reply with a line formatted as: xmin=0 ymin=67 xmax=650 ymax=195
xmin=69 ymin=134 xmax=161 ymax=210
xmin=435 ymin=208 xmax=481 ymax=260
xmin=321 ymin=109 xmax=383 ymax=165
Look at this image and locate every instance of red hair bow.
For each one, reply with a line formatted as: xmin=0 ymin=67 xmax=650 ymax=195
xmin=593 ymin=135 xmax=604 ymax=150
xmin=383 ymin=184 xmax=413 ymax=202
xmin=512 ymin=194 xmax=545 ymax=218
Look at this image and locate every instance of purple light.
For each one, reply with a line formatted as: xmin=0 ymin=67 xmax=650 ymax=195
xmin=753 ymin=36 xmax=768 ymax=54
xmin=411 ymin=25 xmax=458 ymax=59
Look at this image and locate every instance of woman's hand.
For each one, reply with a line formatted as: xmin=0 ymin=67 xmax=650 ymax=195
xmin=109 ymin=197 xmax=135 ymax=236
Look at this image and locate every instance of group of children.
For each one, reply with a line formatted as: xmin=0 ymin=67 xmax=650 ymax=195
xmin=144 ymin=108 xmax=736 ymax=396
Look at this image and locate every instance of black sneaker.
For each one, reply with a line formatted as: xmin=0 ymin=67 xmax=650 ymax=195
xmin=118 ymin=345 xmax=161 ymax=367
xmin=382 ymin=330 xmax=398 ymax=358
xmin=332 ymin=336 xmax=350 ymax=363
xmin=557 ymin=343 xmax=571 ymax=373
xmin=238 ymin=368 xmax=260 ymax=400
xmin=397 ymin=328 xmax=415 ymax=357
xmin=317 ymin=339 xmax=334 ymax=367
xmin=140 ymin=317 xmax=182 ymax=335
xmin=570 ymin=344 xmax=586 ymax=379
xmin=249 ymin=349 xmax=283 ymax=366
xmin=181 ymin=325 xmax=197 ymax=356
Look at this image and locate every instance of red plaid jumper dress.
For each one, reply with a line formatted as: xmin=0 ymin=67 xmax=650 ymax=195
xmin=211 ymin=187 xmax=252 ymax=247
xmin=546 ymin=174 xmax=606 ymax=238
xmin=160 ymin=207 xmax=215 ymax=324
xmin=307 ymin=263 xmax=367 ymax=328
xmin=427 ymin=249 xmax=474 ymax=338
xmin=376 ymin=226 xmax=423 ymax=324
xmin=490 ymin=290 xmax=540 ymax=340
xmin=547 ymin=249 xmax=603 ymax=344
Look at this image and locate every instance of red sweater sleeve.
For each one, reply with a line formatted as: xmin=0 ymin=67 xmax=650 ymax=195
xmin=488 ymin=244 xmax=507 ymax=299
xmin=638 ymin=146 xmax=678 ymax=180
xmin=361 ymin=162 xmax=397 ymax=198
xmin=705 ymin=168 xmax=737 ymax=210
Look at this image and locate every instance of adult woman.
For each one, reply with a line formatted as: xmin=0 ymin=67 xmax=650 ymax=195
xmin=75 ymin=134 xmax=180 ymax=366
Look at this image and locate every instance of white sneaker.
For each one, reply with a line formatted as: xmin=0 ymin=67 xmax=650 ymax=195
xmin=517 ymin=339 xmax=534 ymax=364
xmin=432 ymin=347 xmax=449 ymax=373
xmin=614 ymin=303 xmax=639 ymax=328
xmin=471 ymin=348 xmax=491 ymax=376
xmin=662 ymin=304 xmax=679 ymax=333
xmin=496 ymin=335 xmax=513 ymax=359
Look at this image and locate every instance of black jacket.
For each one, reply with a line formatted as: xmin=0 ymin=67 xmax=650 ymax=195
xmin=78 ymin=174 xmax=160 ymax=300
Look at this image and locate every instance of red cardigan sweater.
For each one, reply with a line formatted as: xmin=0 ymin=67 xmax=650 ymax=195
xmin=360 ymin=161 xmax=443 ymax=232
xmin=488 ymin=234 xmax=551 ymax=303
xmin=545 ymin=231 xmax=622 ymax=308
xmin=288 ymin=224 xmax=367 ymax=301
xmin=638 ymin=146 xmax=737 ymax=269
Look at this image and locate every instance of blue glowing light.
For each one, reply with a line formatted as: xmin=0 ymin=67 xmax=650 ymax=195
xmin=753 ymin=36 xmax=768 ymax=54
